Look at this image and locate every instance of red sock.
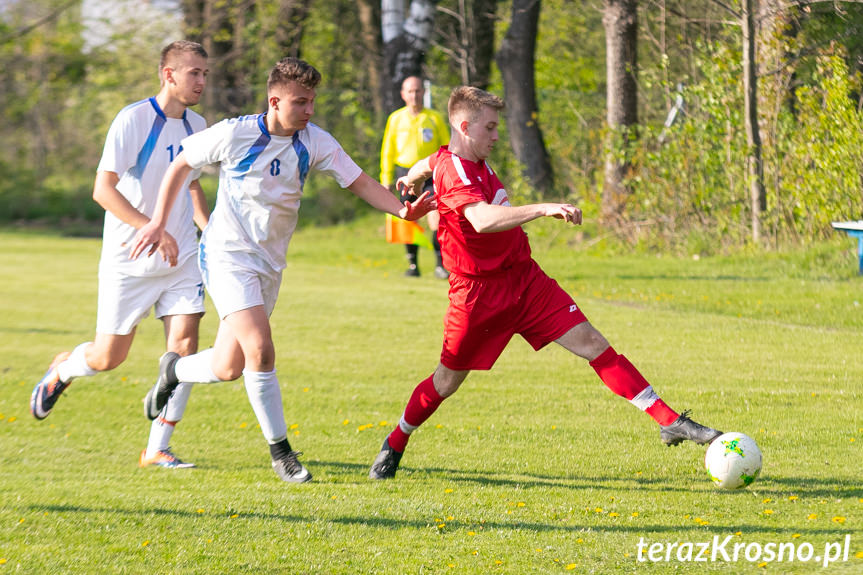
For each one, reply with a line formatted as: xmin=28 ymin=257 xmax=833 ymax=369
xmin=386 ymin=374 xmax=444 ymax=452
xmin=589 ymin=347 xmax=679 ymax=426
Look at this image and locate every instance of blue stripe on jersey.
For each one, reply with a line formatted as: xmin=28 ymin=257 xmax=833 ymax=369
xmin=182 ymin=109 xmax=194 ymax=136
xmin=229 ymin=114 xmax=271 ymax=180
xmin=129 ymin=98 xmax=167 ymax=179
xmin=292 ymin=132 xmax=310 ymax=188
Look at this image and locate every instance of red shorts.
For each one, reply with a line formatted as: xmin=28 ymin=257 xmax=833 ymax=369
xmin=440 ymin=259 xmax=588 ymax=371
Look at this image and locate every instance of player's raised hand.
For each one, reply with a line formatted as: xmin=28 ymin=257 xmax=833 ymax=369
xmin=396 ymin=176 xmax=423 ymax=199
xmin=129 ymin=221 xmax=166 ymax=261
xmin=547 ymin=203 xmax=582 ymax=225
xmin=399 ymin=190 xmax=437 ymax=221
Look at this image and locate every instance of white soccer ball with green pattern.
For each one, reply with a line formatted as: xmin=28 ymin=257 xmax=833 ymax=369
xmin=704 ymin=432 xmax=762 ymax=489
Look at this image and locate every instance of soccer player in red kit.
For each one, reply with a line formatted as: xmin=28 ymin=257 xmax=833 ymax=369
xmin=369 ymin=86 xmax=722 ymax=479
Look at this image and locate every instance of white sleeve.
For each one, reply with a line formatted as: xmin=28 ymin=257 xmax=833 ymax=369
xmin=96 ymin=112 xmax=137 ymax=175
xmin=181 ymin=119 xmax=232 ymax=170
xmin=309 ymin=128 xmax=363 ymax=188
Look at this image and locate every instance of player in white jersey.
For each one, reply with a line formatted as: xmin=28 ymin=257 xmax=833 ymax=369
xmin=30 ymin=41 xmax=210 ymax=470
xmin=129 ymin=57 xmax=435 ymax=483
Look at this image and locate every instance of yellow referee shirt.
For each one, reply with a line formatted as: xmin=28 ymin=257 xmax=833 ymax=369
xmin=380 ymin=107 xmax=450 ymax=187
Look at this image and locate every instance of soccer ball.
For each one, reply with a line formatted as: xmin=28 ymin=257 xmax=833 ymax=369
xmin=704 ymin=432 xmax=762 ymax=489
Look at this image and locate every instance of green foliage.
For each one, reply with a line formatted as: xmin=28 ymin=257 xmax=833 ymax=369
xmin=3 ymin=0 xmax=863 ymax=256
xmin=771 ymin=54 xmax=863 ymax=239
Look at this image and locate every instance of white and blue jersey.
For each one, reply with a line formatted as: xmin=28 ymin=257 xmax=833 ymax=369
xmin=182 ymin=114 xmax=362 ymax=274
xmin=97 ymin=97 xmax=206 ymax=277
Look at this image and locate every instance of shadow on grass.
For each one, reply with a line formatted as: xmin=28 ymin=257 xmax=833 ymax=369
xmin=306 ymin=460 xmax=863 ymax=499
xmin=25 ymin=503 xmax=858 ymax=538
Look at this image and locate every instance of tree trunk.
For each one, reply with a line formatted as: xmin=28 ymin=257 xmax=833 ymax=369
xmin=470 ymin=0 xmax=496 ymax=90
xmin=358 ymin=0 xmax=386 ymax=123
xmin=496 ymin=0 xmax=554 ymax=194
xmin=742 ymin=0 xmax=766 ymax=243
xmin=381 ymin=0 xmax=436 ymax=114
xmin=602 ymin=0 xmax=638 ymax=225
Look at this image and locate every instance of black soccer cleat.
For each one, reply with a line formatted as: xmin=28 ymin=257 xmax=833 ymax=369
xmin=369 ymin=439 xmax=403 ymax=480
xmin=272 ymin=451 xmax=312 ymax=483
xmin=30 ymin=351 xmax=72 ymax=420
xmin=660 ymin=411 xmax=722 ymax=446
xmin=143 ymin=352 xmax=181 ymax=420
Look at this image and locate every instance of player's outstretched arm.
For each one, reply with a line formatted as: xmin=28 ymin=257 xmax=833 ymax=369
xmin=463 ymin=201 xmax=582 ymax=234
xmin=347 ymin=172 xmax=436 ymax=221
xmin=128 ymin=154 xmax=195 ymax=263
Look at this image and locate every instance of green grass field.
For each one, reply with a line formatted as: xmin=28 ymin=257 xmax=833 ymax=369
xmin=1 ymin=218 xmax=861 ymax=574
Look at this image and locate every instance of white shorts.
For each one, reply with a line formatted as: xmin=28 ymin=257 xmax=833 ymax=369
xmin=96 ymin=256 xmax=206 ymax=335
xmin=199 ymin=244 xmax=282 ymax=319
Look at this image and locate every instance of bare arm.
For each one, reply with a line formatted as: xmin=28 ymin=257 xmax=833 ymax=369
xmin=93 ymin=171 xmax=151 ymax=230
xmin=128 ymin=153 xmax=195 ymax=261
xmin=462 ymin=201 xmax=582 ymax=233
xmin=189 ymin=179 xmax=209 ymax=230
xmin=395 ymin=156 xmax=433 ymax=199
xmin=347 ymin=171 xmax=435 ymax=221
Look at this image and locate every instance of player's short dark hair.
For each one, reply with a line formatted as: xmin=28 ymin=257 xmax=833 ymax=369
xmin=268 ymin=57 xmax=322 ymax=92
xmin=448 ymin=86 xmax=504 ymax=123
xmin=159 ymin=41 xmax=208 ymax=72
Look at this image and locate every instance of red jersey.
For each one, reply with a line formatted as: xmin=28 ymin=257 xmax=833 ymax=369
xmin=430 ymin=146 xmax=531 ymax=277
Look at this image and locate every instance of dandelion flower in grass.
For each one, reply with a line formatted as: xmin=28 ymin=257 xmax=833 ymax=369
xmin=302 ymin=387 xmax=309 ymax=392
xmin=379 ymin=421 xmax=388 ymax=427
xmin=289 ymin=423 xmax=299 ymax=430
xmin=230 ymin=514 xmax=238 ymax=519
xmin=763 ymin=509 xmax=774 ymax=515
xmin=517 ymin=502 xmax=525 ymax=508
xmin=331 ymin=495 xmax=337 ymax=500
xmin=566 ymin=564 xmax=577 ymax=570
xmin=631 ymin=512 xmax=639 ymax=518
xmin=832 ymin=516 xmax=846 ymax=524
xmin=436 ymin=423 xmax=443 ymax=429
xmin=762 ymin=498 xmax=772 ymax=504
xmin=757 ymin=562 xmax=767 ymax=568
xmin=594 ymin=508 xmax=603 ymax=513
xmin=807 ymin=514 xmax=817 ymax=520
xmin=448 ymin=563 xmax=455 ymax=568
xmin=7 ymin=416 xmax=15 ymax=423
xmin=788 ymin=495 xmax=798 ymax=501
xmin=239 ymin=422 xmax=248 ymax=429
xmin=0 ymin=559 xmax=6 ymax=565
xmin=342 ymin=419 xmax=350 ymax=425
xmin=447 ymin=516 xmax=454 ymax=521
xmin=791 ymin=534 xmax=801 ymax=539
xmin=444 ymin=488 xmax=453 ymax=494
xmin=608 ymin=512 xmax=619 ymax=518
xmin=494 ymin=560 xmax=503 ymax=565
xmin=141 ymin=540 xmax=150 ymax=547
xmin=196 ymin=508 xmax=205 ymax=514
xmin=468 ymin=531 xmax=476 ymax=536
xmin=855 ymin=551 xmax=863 ymax=559
xmin=576 ymin=538 xmax=583 ymax=544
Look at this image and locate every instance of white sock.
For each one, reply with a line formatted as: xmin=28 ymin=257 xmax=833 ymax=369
xmin=57 ymin=342 xmax=99 ymax=383
xmin=145 ymin=380 xmax=194 ymax=457
xmin=243 ymin=369 xmax=288 ymax=444
xmin=174 ymin=348 xmax=220 ymax=383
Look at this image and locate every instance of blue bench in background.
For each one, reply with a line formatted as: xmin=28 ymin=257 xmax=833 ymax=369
xmin=832 ymin=220 xmax=863 ymax=275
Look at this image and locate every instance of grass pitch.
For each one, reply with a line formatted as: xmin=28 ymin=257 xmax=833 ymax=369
xmin=0 ymin=218 xmax=861 ymax=574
